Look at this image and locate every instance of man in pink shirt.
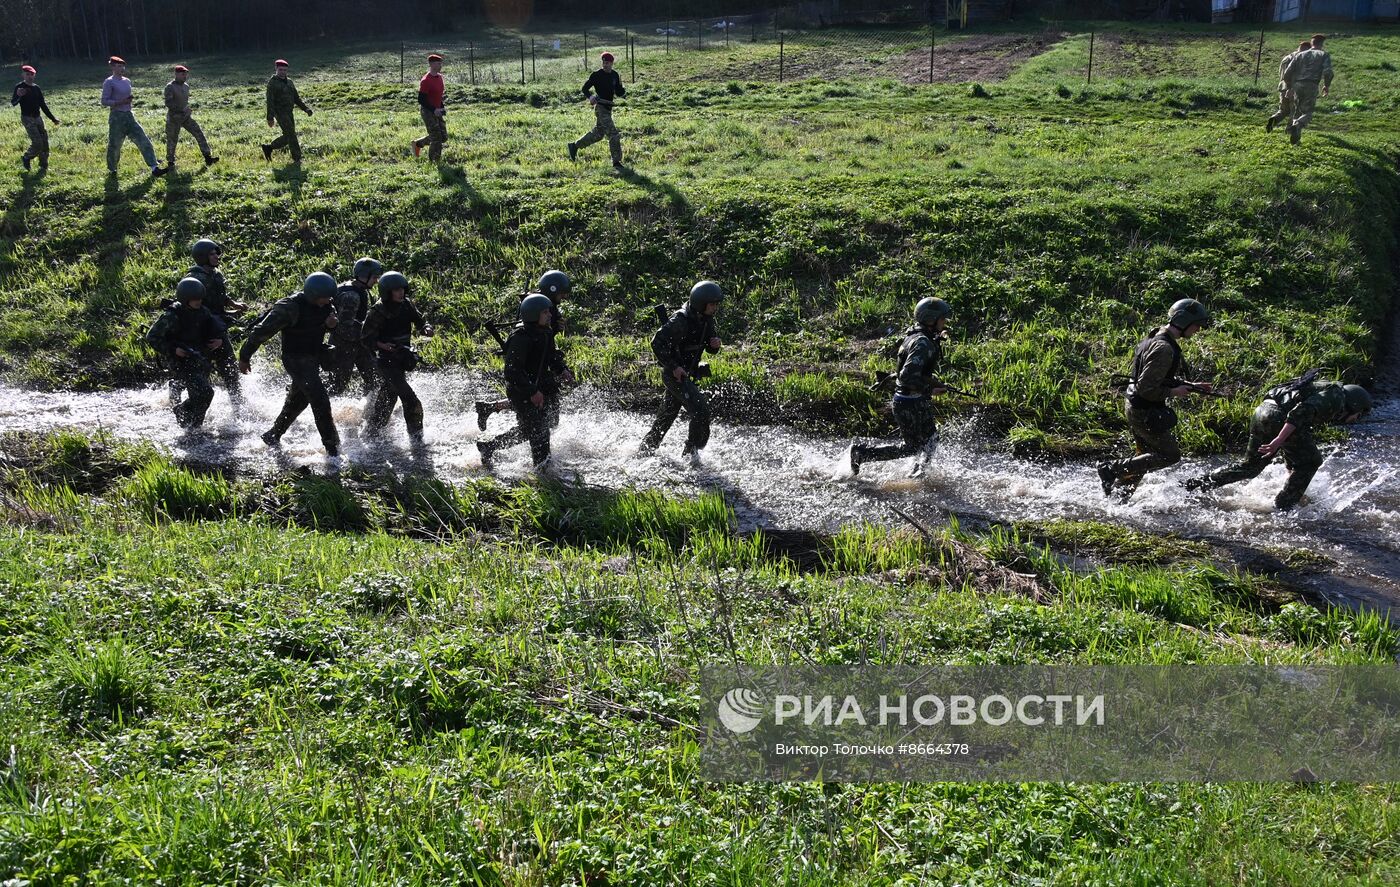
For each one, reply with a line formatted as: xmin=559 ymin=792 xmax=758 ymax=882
xmin=101 ymin=56 xmax=166 ymax=178
xmin=412 ymin=54 xmax=447 ymax=162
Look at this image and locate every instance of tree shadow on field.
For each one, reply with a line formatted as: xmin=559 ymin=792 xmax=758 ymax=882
xmin=0 ymin=170 xmax=42 ymax=271
xmin=272 ymin=163 xmax=307 ymax=200
xmin=617 ymin=167 xmax=692 ymax=217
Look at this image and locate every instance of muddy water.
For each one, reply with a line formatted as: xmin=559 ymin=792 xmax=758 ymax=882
xmin=1 ymin=366 xmax=1397 ymax=613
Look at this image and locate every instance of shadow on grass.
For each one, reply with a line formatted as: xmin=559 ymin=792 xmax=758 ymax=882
xmin=272 ymin=162 xmax=307 ymax=199
xmin=436 ymin=163 xmax=490 ymax=209
xmin=618 ymin=167 xmax=691 ymax=214
xmin=0 ymin=169 xmax=43 ymax=271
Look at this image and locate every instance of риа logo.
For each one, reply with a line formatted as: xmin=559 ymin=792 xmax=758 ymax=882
xmin=717 ymin=688 xmax=765 ymax=734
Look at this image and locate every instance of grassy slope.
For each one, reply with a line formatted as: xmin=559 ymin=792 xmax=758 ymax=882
xmin=1 ymin=436 xmax=1398 ymax=883
xmin=1 ymin=24 xmax=1398 ymax=453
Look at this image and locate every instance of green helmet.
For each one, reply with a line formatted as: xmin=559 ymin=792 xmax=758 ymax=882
xmin=537 ymin=270 xmax=572 ymax=298
xmin=1168 ymin=298 xmax=1211 ymax=331
xmin=914 ymin=297 xmax=951 ymax=326
xmin=303 ymin=272 xmax=338 ymax=300
xmin=353 ymin=257 xmax=383 ymax=282
xmin=378 ymin=271 xmax=409 ymax=300
xmin=688 ymin=280 xmax=724 ymax=312
xmin=174 ymin=277 xmax=206 ymax=304
xmin=190 ymin=238 xmax=222 ymax=263
xmin=520 ymin=293 xmax=553 ymax=323
xmin=1343 ymin=385 xmax=1373 ymax=416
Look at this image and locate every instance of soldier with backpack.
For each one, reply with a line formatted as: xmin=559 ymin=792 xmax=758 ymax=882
xmin=146 ymin=277 xmax=226 ymax=428
xmin=328 ymin=257 xmax=382 ymax=396
xmin=185 ymin=239 xmax=248 ymax=403
xmin=1184 ymin=372 xmax=1373 ymax=509
xmin=361 ymin=271 xmax=434 ymax=440
xmin=639 ymin=280 xmax=724 ymax=462
xmin=474 ymin=270 xmax=573 ymax=431
xmin=476 ymin=292 xmax=567 ymax=471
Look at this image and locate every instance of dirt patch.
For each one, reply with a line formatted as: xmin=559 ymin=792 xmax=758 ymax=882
xmin=1092 ymin=30 xmax=1267 ymax=80
xmin=719 ymin=31 xmax=1065 ymax=85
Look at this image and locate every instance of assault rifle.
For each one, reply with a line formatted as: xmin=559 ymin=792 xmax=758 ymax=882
xmin=1109 ymin=374 xmax=1230 ymax=399
xmin=869 ymin=370 xmax=975 ymax=397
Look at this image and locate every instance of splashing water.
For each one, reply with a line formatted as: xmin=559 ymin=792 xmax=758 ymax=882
xmin=1 ymin=367 xmax=1397 ymax=610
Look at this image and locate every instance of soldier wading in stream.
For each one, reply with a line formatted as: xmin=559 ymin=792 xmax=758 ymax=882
xmin=639 ymin=280 xmax=724 ymax=463
xmin=239 ymin=272 xmax=342 ymax=457
xmin=146 ymin=277 xmax=226 ymax=429
xmin=1098 ymin=299 xmax=1215 ymax=499
xmin=185 ymin=239 xmax=248 ymax=403
xmin=328 ymin=257 xmax=382 ymax=396
xmin=361 ymin=271 xmax=434 ymax=441
xmin=848 ymin=296 xmax=953 ymax=478
xmin=1184 ymin=373 xmax=1373 ymax=510
xmin=476 ymin=291 xmax=568 ymax=471
xmin=475 ymin=270 xmax=573 ymax=431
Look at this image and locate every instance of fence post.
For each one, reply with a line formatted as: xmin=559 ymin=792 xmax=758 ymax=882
xmin=520 ymin=38 xmax=525 ymax=84
xmin=1253 ymin=27 xmax=1265 ymax=86
xmin=725 ymin=19 xmax=729 ymax=48
xmin=929 ymin=26 xmax=934 ymax=85
xmin=583 ymin=32 xmax=588 ymax=70
xmin=697 ymin=20 xmax=702 ymax=50
xmin=631 ymin=36 xmax=636 ymax=83
xmin=469 ymin=43 xmax=475 ymax=85
xmin=666 ymin=21 xmax=670 ymax=54
xmin=625 ymin=28 xmax=629 ymax=60
xmin=531 ymin=37 xmax=536 ymax=82
xmin=1086 ymin=30 xmax=1094 ymax=85
xmin=399 ymin=42 xmax=404 ymax=84
xmin=779 ymin=34 xmax=784 ymax=83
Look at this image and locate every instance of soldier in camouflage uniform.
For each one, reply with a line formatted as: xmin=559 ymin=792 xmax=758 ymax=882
xmin=849 ymin=297 xmax=952 ymax=477
xmin=12 ymin=64 xmax=60 ymax=172
xmin=328 ymin=257 xmax=382 ymax=396
xmin=568 ymin=52 xmax=626 ymax=170
xmin=639 ymin=280 xmax=724 ymax=461
xmin=475 ymin=270 xmax=573 ymax=430
xmin=185 ymin=239 xmax=247 ymax=402
xmin=1267 ymin=41 xmax=1313 ymax=134
xmin=146 ymin=277 xmax=226 ymax=428
xmin=1097 ymin=299 xmax=1215 ymax=499
xmin=163 ymin=64 xmax=216 ymax=168
xmin=477 ymin=293 xmax=566 ymax=470
xmin=1281 ymin=34 xmax=1333 ymax=145
xmin=238 ymin=272 xmax=341 ymax=456
xmin=261 ymin=60 xmax=312 ymax=163
xmin=361 ymin=271 xmax=434 ymax=440
xmin=1185 ymin=376 xmax=1372 ymax=510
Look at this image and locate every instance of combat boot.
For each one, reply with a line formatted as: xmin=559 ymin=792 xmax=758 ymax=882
xmin=204 ymin=154 xmax=219 ymax=166
xmin=567 ymin=142 xmax=578 ymax=162
xmin=1096 ymin=463 xmax=1116 ymax=496
xmin=260 ymin=429 xmax=282 ymax=448
xmin=21 ymin=155 xmax=31 ymax=171
xmin=476 ymin=439 xmax=495 ymax=467
xmin=474 ymin=400 xmax=493 ymax=431
xmin=1288 ymin=125 xmax=1301 ymax=145
xmin=848 ymin=444 xmax=866 ymax=476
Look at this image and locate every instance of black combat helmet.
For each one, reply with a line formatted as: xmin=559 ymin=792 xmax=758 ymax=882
xmin=353 ymin=257 xmax=383 ymax=282
xmin=537 ymin=270 xmax=572 ymax=299
xmin=190 ymin=239 xmax=222 ymax=264
xmin=914 ymin=297 xmax=951 ymax=326
xmin=688 ymin=280 xmax=724 ymax=312
xmin=303 ymin=272 xmax=338 ymax=301
xmin=175 ymin=277 xmax=206 ymax=304
xmin=378 ymin=271 xmax=409 ymax=301
xmin=1168 ymin=298 xmax=1211 ymax=331
xmin=519 ymin=294 xmax=553 ymax=323
xmin=1343 ymin=385 xmax=1373 ymax=416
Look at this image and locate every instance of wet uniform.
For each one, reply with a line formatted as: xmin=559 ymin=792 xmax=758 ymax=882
xmin=643 ymin=305 xmax=719 ymax=453
xmin=854 ymin=325 xmax=944 ymax=467
xmin=1104 ymin=327 xmax=1185 ymax=491
xmin=480 ymin=320 xmax=565 ymax=465
xmin=185 ymin=263 xmax=242 ymax=398
xmin=239 ymin=291 xmax=339 ymax=452
xmin=361 ymin=295 xmax=429 ymax=437
xmin=146 ymin=301 xmax=225 ymax=427
xmin=1198 ymin=379 xmax=1351 ymax=510
xmin=329 ymin=279 xmax=377 ymax=395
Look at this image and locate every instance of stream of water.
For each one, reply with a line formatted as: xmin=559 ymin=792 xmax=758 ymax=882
xmin=2 ymin=363 xmax=1396 ymax=614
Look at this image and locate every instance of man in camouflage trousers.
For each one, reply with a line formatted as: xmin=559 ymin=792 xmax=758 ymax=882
xmin=12 ymin=64 xmax=60 ymax=172
xmin=1266 ymin=41 xmax=1313 ymax=134
xmin=1185 ymin=376 xmax=1373 ymax=510
xmin=185 ymin=239 xmax=248 ymax=401
xmin=163 ymin=64 xmax=216 ymax=168
xmin=412 ymin=54 xmax=447 ymax=162
xmin=1281 ymin=34 xmax=1333 ymax=145
xmin=568 ymin=52 xmax=626 ymax=170
xmin=146 ymin=277 xmax=227 ymax=428
xmin=1097 ymin=299 xmax=1215 ymax=499
xmin=262 ymin=59 xmax=313 ymax=163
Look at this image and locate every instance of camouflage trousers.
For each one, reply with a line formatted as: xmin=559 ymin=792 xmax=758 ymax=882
xmin=106 ymin=110 xmax=158 ymax=172
xmin=1201 ymin=401 xmax=1322 ymax=510
xmin=165 ymin=111 xmax=210 ymax=165
xmin=268 ymin=110 xmax=301 ymax=161
xmin=413 ymin=107 xmax=447 ymax=161
xmin=643 ymin=374 xmax=710 ymax=452
xmin=365 ymin=358 xmax=424 ymax=436
xmin=1267 ymin=83 xmax=1294 ymax=126
xmin=575 ymin=103 xmax=622 ymax=164
xmin=20 ymin=115 xmax=48 ymax=165
xmin=855 ymin=396 xmax=939 ymax=465
xmin=483 ymin=387 xmax=561 ymax=466
xmin=327 ymin=338 xmax=376 ymax=396
xmin=168 ymin=361 xmax=215 ymax=428
xmin=1105 ymin=403 xmax=1181 ymax=490
xmin=268 ymin=354 xmax=338 ymax=451
xmin=1290 ymin=81 xmax=1320 ymax=133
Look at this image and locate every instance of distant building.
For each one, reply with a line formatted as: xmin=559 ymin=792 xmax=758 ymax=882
xmin=1215 ymin=0 xmax=1400 ymax=21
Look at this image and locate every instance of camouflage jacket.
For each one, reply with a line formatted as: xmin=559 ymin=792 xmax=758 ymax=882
xmin=652 ymin=306 xmax=718 ymax=376
xmin=361 ymin=297 xmax=427 ymax=350
xmin=146 ymin=304 xmax=224 ymax=360
xmin=1282 ymin=48 xmax=1333 ymax=87
xmin=1125 ymin=327 xmax=1183 ymax=407
xmin=266 ymin=75 xmax=310 ymax=118
xmin=893 ymin=325 xmax=944 ymax=398
xmin=239 ymin=291 xmax=333 ymax=361
xmin=1266 ymin=379 xmax=1350 ymax=430
xmin=186 ymin=264 xmax=232 ymax=319
xmin=164 ymin=80 xmax=192 ymax=115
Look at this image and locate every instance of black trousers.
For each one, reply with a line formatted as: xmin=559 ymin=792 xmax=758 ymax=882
xmin=365 ymin=359 xmax=423 ymax=435
xmin=483 ymin=386 xmax=559 ymax=465
xmin=169 ymin=361 xmax=215 ymax=427
xmin=268 ymin=354 xmax=338 ymax=450
xmin=643 ymin=374 xmax=710 ymax=451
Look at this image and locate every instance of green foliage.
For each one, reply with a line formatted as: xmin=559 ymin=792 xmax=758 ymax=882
xmin=120 ymin=459 xmax=236 ymax=520
xmin=291 ymin=475 xmax=368 ymax=531
xmin=48 ymin=636 xmax=157 ymax=726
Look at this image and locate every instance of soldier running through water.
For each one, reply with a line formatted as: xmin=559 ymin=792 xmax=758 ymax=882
xmin=567 ymin=52 xmax=626 ymax=171
xmin=1185 ymin=375 xmax=1373 ymax=510
xmin=848 ymin=297 xmax=953 ymax=478
xmin=639 ymin=281 xmax=724 ymax=463
xmin=185 ymin=239 xmax=248 ymax=403
xmin=477 ymin=293 xmax=567 ymax=471
xmin=163 ymin=64 xmax=217 ymax=169
xmin=262 ymin=60 xmax=312 ymax=163
xmin=1098 ymin=299 xmax=1215 ymax=499
xmin=146 ymin=277 xmax=226 ymax=429
xmin=328 ymin=258 xmax=382 ymax=396
xmin=238 ymin=272 xmax=341 ymax=457
xmin=475 ymin=270 xmax=573 ymax=431
xmin=12 ymin=64 xmax=60 ymax=173
xmin=361 ymin=271 xmax=434 ymax=441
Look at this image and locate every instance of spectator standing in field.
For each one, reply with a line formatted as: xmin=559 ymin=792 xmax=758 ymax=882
xmin=262 ymin=60 xmax=312 ymax=163
xmin=568 ymin=52 xmax=626 ymax=171
xmin=102 ymin=56 xmax=167 ymax=178
xmin=163 ymin=64 xmax=217 ymax=169
xmin=1281 ymin=34 xmax=1333 ymax=145
xmin=1266 ymin=41 xmax=1313 ymax=134
xmin=412 ymin=54 xmax=447 ymax=162
xmin=12 ymin=64 xmax=59 ymax=172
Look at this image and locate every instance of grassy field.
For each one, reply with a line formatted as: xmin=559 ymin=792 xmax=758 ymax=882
xmin=2 ymin=23 xmax=1398 ymax=453
xmin=2 ymin=430 xmax=1399 ymax=883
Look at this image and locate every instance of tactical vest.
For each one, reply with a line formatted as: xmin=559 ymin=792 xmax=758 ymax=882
xmin=1126 ymin=329 xmax=1182 ymax=408
xmin=187 ymin=265 xmax=229 ymax=316
xmin=279 ymin=294 xmax=333 ymax=357
xmin=376 ymin=301 xmax=415 ymax=342
xmin=668 ymin=309 xmax=712 ymax=372
xmin=894 ymin=327 xmax=942 ymax=398
xmin=338 ymin=282 xmax=370 ymax=324
xmin=164 ymin=306 xmax=211 ymax=349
